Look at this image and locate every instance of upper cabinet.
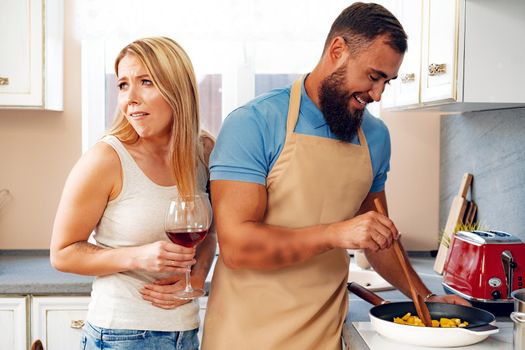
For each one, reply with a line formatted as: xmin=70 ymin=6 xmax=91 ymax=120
xmin=380 ymin=0 xmax=525 ymax=111
xmin=0 ymin=0 xmax=63 ymax=110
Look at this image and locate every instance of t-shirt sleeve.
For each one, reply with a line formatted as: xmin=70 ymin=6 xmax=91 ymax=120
xmin=209 ymin=106 xmax=271 ymax=186
xmin=369 ymin=120 xmax=391 ymax=193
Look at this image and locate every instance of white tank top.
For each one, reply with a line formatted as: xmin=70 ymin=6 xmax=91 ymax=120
xmin=86 ymin=135 xmax=207 ymax=331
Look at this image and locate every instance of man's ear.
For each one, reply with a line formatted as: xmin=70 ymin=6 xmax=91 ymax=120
xmin=326 ymin=36 xmax=348 ymax=64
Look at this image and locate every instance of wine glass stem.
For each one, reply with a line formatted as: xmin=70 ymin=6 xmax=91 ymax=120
xmin=184 ymin=266 xmax=193 ymax=293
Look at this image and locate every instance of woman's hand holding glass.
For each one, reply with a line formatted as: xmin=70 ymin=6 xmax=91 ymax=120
xmin=131 ymin=240 xmax=196 ymax=274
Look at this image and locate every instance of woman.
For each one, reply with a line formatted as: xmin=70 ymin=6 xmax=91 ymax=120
xmin=50 ymin=37 xmax=216 ymax=350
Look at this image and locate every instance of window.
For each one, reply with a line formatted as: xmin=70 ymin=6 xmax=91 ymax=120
xmin=80 ymin=1 xmax=377 ymax=151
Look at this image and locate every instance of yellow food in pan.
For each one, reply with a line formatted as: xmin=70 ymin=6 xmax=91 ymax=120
xmin=393 ymin=313 xmax=469 ymax=328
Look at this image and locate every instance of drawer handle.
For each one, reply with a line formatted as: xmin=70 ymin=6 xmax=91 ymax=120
xmin=0 ymin=77 xmax=9 ymax=86
xmin=428 ymin=63 xmax=447 ymax=76
xmin=400 ymin=73 xmax=415 ymax=83
xmin=70 ymin=320 xmax=85 ymax=329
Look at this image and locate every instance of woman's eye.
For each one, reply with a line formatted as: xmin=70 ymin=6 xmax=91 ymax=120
xmin=369 ymin=75 xmax=379 ymax=82
xmin=142 ymin=79 xmax=153 ymax=86
xmin=118 ymin=82 xmax=128 ymax=90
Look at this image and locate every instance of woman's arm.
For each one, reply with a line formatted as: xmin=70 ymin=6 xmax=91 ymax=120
xmin=50 ymin=142 xmax=195 ymax=276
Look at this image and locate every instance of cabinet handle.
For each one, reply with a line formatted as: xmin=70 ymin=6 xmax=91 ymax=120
xmin=0 ymin=77 xmax=9 ymax=86
xmin=70 ymin=319 xmax=85 ymax=329
xmin=428 ymin=63 xmax=447 ymax=76
xmin=31 ymin=339 xmax=44 ymax=350
xmin=400 ymin=73 xmax=415 ymax=83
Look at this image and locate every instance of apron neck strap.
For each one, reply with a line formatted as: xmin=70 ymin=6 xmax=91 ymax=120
xmin=286 ymin=77 xmax=304 ymax=135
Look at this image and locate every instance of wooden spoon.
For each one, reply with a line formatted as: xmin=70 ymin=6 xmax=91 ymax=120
xmin=373 ymin=198 xmax=433 ymax=327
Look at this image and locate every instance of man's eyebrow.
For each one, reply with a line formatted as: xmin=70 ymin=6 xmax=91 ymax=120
xmin=371 ymin=68 xmax=398 ymax=80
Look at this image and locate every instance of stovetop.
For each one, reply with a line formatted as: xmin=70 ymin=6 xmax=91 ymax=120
xmin=351 ymin=322 xmax=513 ymax=350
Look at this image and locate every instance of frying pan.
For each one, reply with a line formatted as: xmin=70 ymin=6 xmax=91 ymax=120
xmin=348 ymin=282 xmax=499 ymax=347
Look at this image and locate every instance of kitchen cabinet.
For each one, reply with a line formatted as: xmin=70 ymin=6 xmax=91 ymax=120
xmin=379 ymin=0 xmax=423 ymax=109
xmin=380 ymin=0 xmax=525 ymax=111
xmin=0 ymin=297 xmax=28 ymax=350
xmin=0 ymin=295 xmax=89 ymax=350
xmin=0 ymin=0 xmax=63 ymax=110
xmin=198 ymin=296 xmax=208 ymax=342
xmin=31 ymin=296 xmax=90 ymax=350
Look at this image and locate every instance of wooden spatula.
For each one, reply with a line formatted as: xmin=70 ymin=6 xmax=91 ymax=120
xmin=373 ymin=198 xmax=433 ymax=327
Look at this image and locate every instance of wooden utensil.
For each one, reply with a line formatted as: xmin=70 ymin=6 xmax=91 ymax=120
xmin=466 ymin=201 xmax=477 ymax=225
xmin=373 ymin=198 xmax=433 ymax=327
xmin=463 ymin=201 xmax=473 ymax=225
xmin=434 ymin=173 xmax=473 ymax=274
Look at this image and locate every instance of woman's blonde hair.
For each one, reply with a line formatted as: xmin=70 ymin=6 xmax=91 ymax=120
xmin=108 ymin=37 xmax=200 ymax=196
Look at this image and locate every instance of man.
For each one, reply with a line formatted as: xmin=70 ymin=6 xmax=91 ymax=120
xmin=202 ymin=3 xmax=468 ymax=349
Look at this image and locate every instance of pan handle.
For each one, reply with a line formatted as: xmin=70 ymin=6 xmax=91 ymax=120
xmin=347 ymin=282 xmax=388 ymax=306
xmin=459 ymin=324 xmax=499 ymax=334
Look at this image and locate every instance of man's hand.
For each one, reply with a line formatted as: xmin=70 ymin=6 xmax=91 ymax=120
xmin=426 ymin=294 xmax=471 ymax=306
xmin=330 ymin=211 xmax=399 ymax=251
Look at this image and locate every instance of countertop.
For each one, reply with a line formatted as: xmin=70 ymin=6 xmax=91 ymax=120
xmin=0 ymin=250 xmax=441 ymax=297
xmin=0 ymin=250 xmax=93 ymax=295
xmin=0 ymin=250 xmax=514 ymax=349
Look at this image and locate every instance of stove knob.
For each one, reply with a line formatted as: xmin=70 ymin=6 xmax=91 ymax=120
xmin=491 ymin=290 xmax=501 ymax=300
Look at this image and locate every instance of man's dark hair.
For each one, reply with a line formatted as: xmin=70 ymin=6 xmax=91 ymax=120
xmin=323 ymin=2 xmax=407 ymax=56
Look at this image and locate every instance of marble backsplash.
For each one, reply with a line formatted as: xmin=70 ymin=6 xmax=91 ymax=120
xmin=440 ymin=107 xmax=525 ymax=242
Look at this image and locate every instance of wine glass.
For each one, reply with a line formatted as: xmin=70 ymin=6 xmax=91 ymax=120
xmin=165 ymin=193 xmax=212 ymax=299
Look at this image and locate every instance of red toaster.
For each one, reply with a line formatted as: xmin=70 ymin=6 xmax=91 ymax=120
xmin=442 ymin=230 xmax=525 ymax=307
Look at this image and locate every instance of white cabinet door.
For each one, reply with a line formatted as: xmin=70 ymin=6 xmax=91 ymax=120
xmin=198 ymin=296 xmax=208 ymax=343
xmin=0 ymin=0 xmax=63 ymax=110
xmin=0 ymin=297 xmax=28 ymax=350
xmin=31 ymin=296 xmax=90 ymax=350
xmin=0 ymin=0 xmax=41 ymax=107
xmin=420 ymin=0 xmax=457 ymax=103
xmin=461 ymin=0 xmax=525 ymax=103
xmin=380 ymin=0 xmax=422 ymax=108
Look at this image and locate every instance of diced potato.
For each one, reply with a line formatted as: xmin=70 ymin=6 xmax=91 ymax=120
xmin=392 ymin=315 xmax=469 ymax=328
xmin=393 ymin=317 xmax=405 ymax=324
xmin=440 ymin=317 xmax=454 ymax=327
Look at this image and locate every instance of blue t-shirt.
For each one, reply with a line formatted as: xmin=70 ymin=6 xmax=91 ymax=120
xmin=210 ymin=80 xmax=391 ymax=193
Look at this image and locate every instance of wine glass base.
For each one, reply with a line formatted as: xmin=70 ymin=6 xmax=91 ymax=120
xmin=173 ymin=288 xmax=206 ymax=300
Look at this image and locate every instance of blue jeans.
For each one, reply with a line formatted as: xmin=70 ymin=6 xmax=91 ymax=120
xmin=80 ymin=322 xmax=199 ymax=350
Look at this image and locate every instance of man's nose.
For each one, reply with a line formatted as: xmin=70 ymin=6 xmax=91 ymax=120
xmin=369 ymin=83 xmax=384 ymax=102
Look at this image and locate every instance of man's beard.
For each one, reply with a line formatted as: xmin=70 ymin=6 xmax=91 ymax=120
xmin=318 ymin=65 xmax=364 ymax=142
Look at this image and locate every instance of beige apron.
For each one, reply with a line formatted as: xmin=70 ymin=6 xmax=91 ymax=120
xmin=202 ymin=77 xmax=373 ymax=350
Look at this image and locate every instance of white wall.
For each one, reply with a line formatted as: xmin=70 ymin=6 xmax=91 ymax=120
xmin=382 ymin=110 xmax=441 ymax=251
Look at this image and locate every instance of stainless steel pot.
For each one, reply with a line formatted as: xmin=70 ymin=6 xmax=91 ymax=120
xmin=511 ymin=288 xmax=525 ymax=350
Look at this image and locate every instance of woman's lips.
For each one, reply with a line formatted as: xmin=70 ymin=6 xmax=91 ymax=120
xmin=129 ymin=111 xmax=150 ymax=119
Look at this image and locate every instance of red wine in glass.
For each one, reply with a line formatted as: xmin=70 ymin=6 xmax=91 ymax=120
xmin=165 ymin=194 xmax=212 ymax=300
xmin=166 ymin=228 xmax=208 ymax=248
